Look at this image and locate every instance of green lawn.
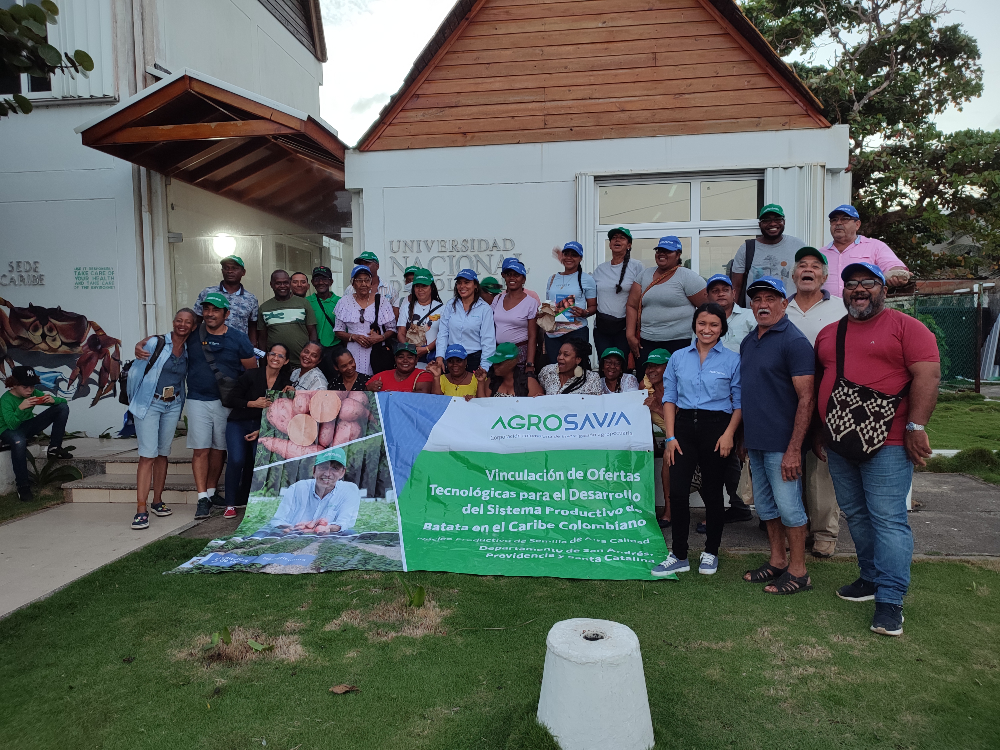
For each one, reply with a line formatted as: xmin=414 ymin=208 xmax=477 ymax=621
xmin=927 ymin=392 xmax=1000 ymax=450
xmin=0 ymin=485 xmax=64 ymax=524
xmin=1 ymin=538 xmax=997 ymax=750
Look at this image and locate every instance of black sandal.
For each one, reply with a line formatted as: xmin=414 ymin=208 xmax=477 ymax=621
xmin=765 ymin=570 xmax=813 ymax=595
xmin=743 ymin=563 xmax=787 ymax=583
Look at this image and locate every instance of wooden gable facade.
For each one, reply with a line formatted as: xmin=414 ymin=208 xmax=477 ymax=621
xmin=358 ymin=0 xmax=829 ymax=151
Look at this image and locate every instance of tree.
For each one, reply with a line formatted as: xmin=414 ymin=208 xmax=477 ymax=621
xmin=741 ymin=0 xmax=1000 ymax=276
xmin=0 ymin=0 xmax=93 ymax=118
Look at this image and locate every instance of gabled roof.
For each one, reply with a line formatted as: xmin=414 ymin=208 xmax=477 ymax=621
xmin=77 ymin=70 xmax=348 ymax=234
xmin=259 ymin=0 xmax=328 ymax=62
xmin=357 ymin=0 xmax=829 ymax=151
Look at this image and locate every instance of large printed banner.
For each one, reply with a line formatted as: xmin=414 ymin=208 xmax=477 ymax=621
xmin=173 ymin=390 xmax=667 ymax=579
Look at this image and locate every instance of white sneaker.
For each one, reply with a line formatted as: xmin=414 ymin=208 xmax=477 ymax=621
xmin=651 ymin=553 xmax=690 ymax=576
xmin=698 ymin=552 xmax=719 ymax=575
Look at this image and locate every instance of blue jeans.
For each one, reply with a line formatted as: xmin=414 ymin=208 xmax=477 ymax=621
xmin=224 ymin=419 xmax=258 ymax=507
xmin=827 ymin=446 xmax=914 ymax=605
xmin=134 ymin=398 xmax=182 ymax=458
xmin=0 ymin=402 xmax=70 ymax=489
xmin=748 ymin=449 xmax=808 ymax=528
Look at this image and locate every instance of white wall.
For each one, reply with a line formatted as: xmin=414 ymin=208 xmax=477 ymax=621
xmin=157 ymin=0 xmax=323 ymax=116
xmin=347 ymin=126 xmax=852 ymax=297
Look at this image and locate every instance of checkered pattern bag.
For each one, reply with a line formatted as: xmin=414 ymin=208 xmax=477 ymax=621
xmin=823 ymin=318 xmax=909 ymax=462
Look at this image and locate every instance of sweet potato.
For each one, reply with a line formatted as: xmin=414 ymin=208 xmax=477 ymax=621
xmin=267 ymin=398 xmax=294 ymax=434
xmin=331 ymin=420 xmax=363 ymax=446
xmin=259 ymin=436 xmax=318 ymax=460
xmin=317 ymin=420 xmax=337 ymax=448
xmin=292 ymin=389 xmax=314 ymax=416
xmin=339 ymin=397 xmax=369 ymax=422
xmin=309 ymin=391 xmax=341 ymax=423
xmin=287 ymin=413 xmax=319 ymax=447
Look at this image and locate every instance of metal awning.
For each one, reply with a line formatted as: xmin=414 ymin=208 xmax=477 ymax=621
xmin=76 ymin=69 xmax=348 ymax=235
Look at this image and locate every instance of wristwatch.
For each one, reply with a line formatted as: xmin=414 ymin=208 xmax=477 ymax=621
xmin=905 ymin=422 xmax=925 ymax=432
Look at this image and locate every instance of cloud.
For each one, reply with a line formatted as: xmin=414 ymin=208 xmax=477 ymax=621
xmin=319 ymin=0 xmax=372 ymax=25
xmin=350 ymin=93 xmax=390 ymax=114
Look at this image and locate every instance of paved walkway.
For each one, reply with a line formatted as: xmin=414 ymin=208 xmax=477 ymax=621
xmin=0 ymin=504 xmax=195 ymax=619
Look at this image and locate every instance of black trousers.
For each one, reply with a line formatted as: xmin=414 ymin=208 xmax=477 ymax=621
xmin=670 ymin=409 xmax=731 ymax=560
xmin=594 ymin=322 xmax=629 ymax=367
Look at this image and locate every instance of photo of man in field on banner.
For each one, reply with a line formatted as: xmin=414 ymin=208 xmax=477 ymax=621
xmin=174 ymin=389 xmax=403 ymax=574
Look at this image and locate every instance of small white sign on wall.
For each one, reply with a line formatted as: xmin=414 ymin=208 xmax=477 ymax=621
xmin=73 ymin=266 xmax=116 ymax=290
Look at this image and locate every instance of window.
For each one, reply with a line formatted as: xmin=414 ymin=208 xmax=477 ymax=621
xmin=597 ymin=174 xmax=763 ymax=279
xmin=0 ymin=0 xmax=52 ymax=96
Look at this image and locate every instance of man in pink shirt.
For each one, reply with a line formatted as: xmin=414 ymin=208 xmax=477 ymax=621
xmin=821 ymin=205 xmax=910 ymax=295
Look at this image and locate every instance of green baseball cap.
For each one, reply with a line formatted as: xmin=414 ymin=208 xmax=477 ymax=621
xmin=202 ymin=291 xmax=230 ymax=310
xmin=314 ymin=446 xmax=347 ymax=467
xmin=354 ymin=251 xmax=379 ymax=264
xmin=395 ymin=342 xmax=418 ymax=356
xmin=758 ymin=204 xmax=785 ymax=219
xmin=794 ymin=246 xmax=828 ymax=264
xmin=486 ymin=341 xmax=519 ymax=364
xmin=481 ymin=276 xmax=503 ymax=294
xmin=411 ymin=268 xmax=434 ymax=286
xmin=601 ymin=347 xmax=626 ymax=361
xmin=404 ymin=265 xmax=419 ymax=276
xmin=608 ymin=227 xmax=633 ymax=241
xmin=220 ymin=255 xmax=245 ymax=268
xmin=645 ymin=349 xmax=671 ymax=365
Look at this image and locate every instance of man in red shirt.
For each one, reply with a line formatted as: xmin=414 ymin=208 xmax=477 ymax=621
xmin=814 ymin=262 xmax=940 ymax=637
xmin=367 ymin=343 xmax=434 ymax=393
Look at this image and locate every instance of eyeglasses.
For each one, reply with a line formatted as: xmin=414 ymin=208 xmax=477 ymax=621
xmin=266 ymin=352 xmax=287 ymax=360
xmin=844 ymin=279 xmax=883 ymax=290
xmin=830 ymin=218 xmax=857 ymax=226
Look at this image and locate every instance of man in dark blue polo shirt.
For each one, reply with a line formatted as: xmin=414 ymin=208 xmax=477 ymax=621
xmin=739 ymin=276 xmax=815 ymax=595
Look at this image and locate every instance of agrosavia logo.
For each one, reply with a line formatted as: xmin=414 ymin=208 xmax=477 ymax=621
xmin=490 ymin=411 xmax=632 ymax=432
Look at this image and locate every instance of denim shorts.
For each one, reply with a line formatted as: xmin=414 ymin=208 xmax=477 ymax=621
xmin=185 ymin=398 xmax=231 ymax=451
xmin=748 ymin=449 xmax=808 ymax=528
xmin=135 ymin=398 xmax=183 ymax=458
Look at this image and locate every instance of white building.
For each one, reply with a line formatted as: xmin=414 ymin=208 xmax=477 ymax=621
xmin=0 ymin=0 xmax=348 ymax=435
xmin=346 ymin=0 xmax=850 ymax=299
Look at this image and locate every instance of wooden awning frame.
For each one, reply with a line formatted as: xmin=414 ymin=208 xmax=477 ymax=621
xmin=76 ymin=69 xmax=348 ymax=234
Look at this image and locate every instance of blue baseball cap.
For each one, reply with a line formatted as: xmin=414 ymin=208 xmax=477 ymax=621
xmin=706 ymin=274 xmax=733 ymax=289
xmin=501 ymin=257 xmax=527 ymax=276
xmin=841 ymin=262 xmax=886 ymax=284
xmin=562 ymin=241 xmax=584 ymax=256
xmin=829 ymin=204 xmax=860 ymax=220
xmin=455 ymin=268 xmax=478 ymax=282
xmin=747 ymin=275 xmax=787 ymax=299
xmin=444 ymin=344 xmax=468 ymax=360
xmin=350 ymin=264 xmax=373 ymax=279
xmin=655 ymin=236 xmax=683 ymax=252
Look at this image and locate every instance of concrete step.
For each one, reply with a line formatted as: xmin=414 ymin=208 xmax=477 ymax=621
xmin=104 ymin=458 xmax=192 ymax=475
xmin=62 ymin=473 xmax=220 ymax=504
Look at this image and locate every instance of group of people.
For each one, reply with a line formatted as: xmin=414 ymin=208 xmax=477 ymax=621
xmin=0 ymin=203 xmax=938 ymax=636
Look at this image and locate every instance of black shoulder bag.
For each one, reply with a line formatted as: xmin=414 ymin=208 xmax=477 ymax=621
xmin=200 ymin=323 xmax=240 ymax=407
xmin=120 ymin=335 xmax=165 ymax=405
xmin=823 ymin=317 xmax=910 ymax=462
xmin=368 ymin=295 xmax=396 ymax=374
xmin=737 ymin=239 xmax=756 ymax=307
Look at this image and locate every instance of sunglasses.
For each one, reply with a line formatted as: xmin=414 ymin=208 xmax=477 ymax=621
xmin=844 ymin=279 xmax=883 ymax=290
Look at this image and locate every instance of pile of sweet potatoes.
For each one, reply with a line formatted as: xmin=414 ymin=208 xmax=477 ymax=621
xmin=259 ymin=390 xmax=373 ymax=460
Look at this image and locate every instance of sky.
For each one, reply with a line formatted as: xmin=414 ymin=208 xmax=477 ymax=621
xmin=317 ymin=0 xmax=1000 ymax=147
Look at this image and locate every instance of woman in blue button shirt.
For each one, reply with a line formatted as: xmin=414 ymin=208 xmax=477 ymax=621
xmin=127 ymin=308 xmax=197 ymax=530
xmin=435 ymin=269 xmax=496 ymax=373
xmin=651 ymin=302 xmax=742 ymax=578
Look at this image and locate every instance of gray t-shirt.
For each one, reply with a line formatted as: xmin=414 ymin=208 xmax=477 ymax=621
xmin=593 ymin=259 xmax=645 ymax=318
xmin=731 ymin=234 xmax=806 ymax=306
xmin=636 ymin=266 xmax=705 ymax=341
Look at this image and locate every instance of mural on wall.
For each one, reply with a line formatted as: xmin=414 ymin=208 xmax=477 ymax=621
xmin=0 ymin=298 xmax=121 ymax=407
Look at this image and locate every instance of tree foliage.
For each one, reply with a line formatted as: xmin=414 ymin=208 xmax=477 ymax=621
xmin=741 ymin=0 xmax=1000 ymax=276
xmin=0 ymin=0 xmax=93 ymax=118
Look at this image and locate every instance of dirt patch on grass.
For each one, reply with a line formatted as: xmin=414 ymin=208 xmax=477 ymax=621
xmin=324 ymin=596 xmax=451 ymax=642
xmin=797 ymin=643 xmax=833 ymax=660
xmin=176 ymin=626 xmax=305 ymax=665
xmin=284 ymin=619 xmax=306 ymax=632
xmin=965 ymin=558 xmax=1000 ymax=573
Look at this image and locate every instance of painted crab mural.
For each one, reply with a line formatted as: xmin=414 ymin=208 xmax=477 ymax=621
xmin=0 ymin=297 xmax=121 ymax=406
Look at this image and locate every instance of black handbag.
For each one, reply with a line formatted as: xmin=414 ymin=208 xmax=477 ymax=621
xmin=199 ymin=323 xmax=240 ymax=407
xmin=823 ymin=318 xmax=910 ymax=462
xmin=368 ymin=295 xmax=396 ymax=374
xmin=119 ymin=335 xmax=165 ymax=405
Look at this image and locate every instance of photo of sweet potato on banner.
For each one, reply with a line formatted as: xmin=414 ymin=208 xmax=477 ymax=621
xmin=259 ymin=390 xmax=376 ymax=460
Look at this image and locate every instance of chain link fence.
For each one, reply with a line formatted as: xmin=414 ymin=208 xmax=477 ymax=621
xmin=885 ymin=292 xmax=980 ymax=388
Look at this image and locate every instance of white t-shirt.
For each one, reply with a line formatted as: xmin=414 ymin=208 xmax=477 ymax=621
xmin=593 ymin=259 xmax=645 ymax=318
xmin=786 ymin=292 xmax=847 ymax=346
xmin=397 ymin=300 xmax=444 ymax=350
xmin=731 ymin=234 xmax=806 ymax=306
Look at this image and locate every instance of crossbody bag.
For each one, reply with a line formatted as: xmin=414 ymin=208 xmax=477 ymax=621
xmin=736 ymin=239 xmax=757 ymax=307
xmin=120 ymin=335 xmax=166 ymax=405
xmin=368 ymin=294 xmax=396 ymax=373
xmin=200 ymin=324 xmax=240 ymax=408
xmin=823 ymin=317 xmax=911 ymax=462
